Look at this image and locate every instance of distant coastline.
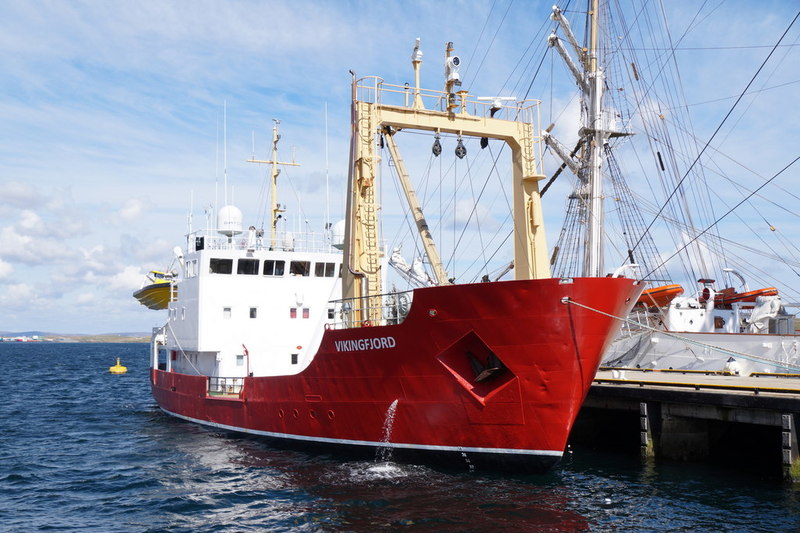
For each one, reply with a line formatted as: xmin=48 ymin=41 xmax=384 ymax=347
xmin=0 ymin=332 xmax=149 ymax=343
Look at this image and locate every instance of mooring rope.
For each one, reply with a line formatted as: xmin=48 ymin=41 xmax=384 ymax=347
xmin=166 ymin=321 xmax=203 ymax=376
xmin=563 ymin=297 xmax=800 ymax=372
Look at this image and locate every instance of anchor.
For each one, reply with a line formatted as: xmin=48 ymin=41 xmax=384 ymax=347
xmin=468 ymin=351 xmax=506 ymax=383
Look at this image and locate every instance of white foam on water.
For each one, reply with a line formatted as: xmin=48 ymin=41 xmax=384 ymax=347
xmin=367 ymin=462 xmax=402 ymax=475
xmin=375 ymin=399 xmax=399 ymax=463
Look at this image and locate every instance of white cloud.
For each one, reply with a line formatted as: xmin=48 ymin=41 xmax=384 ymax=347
xmin=0 ymin=259 xmax=12 ymax=279
xmin=109 ymin=265 xmax=147 ymax=292
xmin=1 ymin=283 xmax=34 ymax=302
xmin=119 ymin=199 xmax=144 ymax=221
xmin=18 ymin=210 xmax=45 ymax=234
xmin=0 ymin=181 xmax=45 ymax=208
xmin=0 ymin=226 xmax=33 ymax=257
xmin=75 ymin=293 xmax=95 ymax=305
xmin=0 ymin=225 xmax=77 ymax=265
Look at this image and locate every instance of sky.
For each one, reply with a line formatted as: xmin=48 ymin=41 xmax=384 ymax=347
xmin=1 ymin=0 xmax=798 ymax=334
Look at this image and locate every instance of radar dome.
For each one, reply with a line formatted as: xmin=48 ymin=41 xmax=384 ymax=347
xmin=217 ymin=205 xmax=243 ymax=236
xmin=331 ymin=219 xmax=346 ymax=250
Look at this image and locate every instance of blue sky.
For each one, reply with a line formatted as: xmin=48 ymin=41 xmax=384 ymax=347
xmin=1 ymin=0 xmax=798 ymax=333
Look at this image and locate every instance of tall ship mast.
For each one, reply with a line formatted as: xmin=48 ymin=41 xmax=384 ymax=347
xmin=541 ymin=1 xmax=799 ymax=375
xmin=545 ymin=1 xmax=620 ymax=278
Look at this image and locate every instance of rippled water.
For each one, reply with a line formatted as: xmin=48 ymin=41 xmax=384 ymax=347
xmin=2 ymin=343 xmax=799 ymax=532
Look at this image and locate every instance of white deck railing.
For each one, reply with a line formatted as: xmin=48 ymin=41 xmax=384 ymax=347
xmin=329 ymin=290 xmax=414 ymax=329
xmin=188 ymin=229 xmax=342 ymax=255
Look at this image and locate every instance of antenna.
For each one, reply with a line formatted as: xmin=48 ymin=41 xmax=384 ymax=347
xmin=247 ymin=119 xmax=300 ymax=249
xmin=325 ymin=101 xmax=330 ymax=233
xmin=223 ymin=100 xmax=228 ymax=207
xmin=214 ymin=108 xmax=220 ymax=233
xmin=188 ymin=190 xmax=194 ymax=234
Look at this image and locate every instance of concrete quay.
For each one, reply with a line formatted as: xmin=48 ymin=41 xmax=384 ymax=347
xmin=571 ymin=368 xmax=800 ymax=481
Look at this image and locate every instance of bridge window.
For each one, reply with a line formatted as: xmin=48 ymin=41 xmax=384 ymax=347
xmin=263 ymin=260 xmax=285 ymax=276
xmin=303 ymin=308 xmax=310 ymax=319
xmin=237 ymin=258 xmax=259 ymax=275
xmin=250 ymin=307 xmax=257 ymax=319
xmin=223 ymin=307 xmax=231 ymax=319
xmin=290 ymin=261 xmax=311 ymax=276
xmin=209 ymin=258 xmax=233 ymax=274
xmin=315 ymin=262 xmax=336 ymax=277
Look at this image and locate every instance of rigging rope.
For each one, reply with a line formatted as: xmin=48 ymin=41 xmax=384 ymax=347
xmin=166 ymin=322 xmax=203 ymax=376
xmin=641 ymin=154 xmax=800 ymax=280
xmin=630 ymin=9 xmax=800 ymax=256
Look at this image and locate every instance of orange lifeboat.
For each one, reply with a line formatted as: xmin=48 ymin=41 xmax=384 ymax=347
xmin=636 ymin=284 xmax=684 ymax=308
xmin=716 ymin=287 xmax=778 ymax=307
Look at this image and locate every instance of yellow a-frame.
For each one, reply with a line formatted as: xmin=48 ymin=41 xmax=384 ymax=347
xmin=343 ymin=42 xmax=551 ymax=327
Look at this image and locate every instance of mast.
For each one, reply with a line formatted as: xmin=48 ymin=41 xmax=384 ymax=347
xmin=343 ymin=71 xmax=383 ymax=326
xmin=586 ymin=0 xmax=605 ymax=277
xmin=247 ymin=119 xmax=300 ymax=249
xmin=545 ymin=2 xmax=608 ymax=277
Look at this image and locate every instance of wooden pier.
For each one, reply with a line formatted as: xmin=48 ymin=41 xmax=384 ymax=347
xmin=571 ymin=368 xmax=800 ymax=481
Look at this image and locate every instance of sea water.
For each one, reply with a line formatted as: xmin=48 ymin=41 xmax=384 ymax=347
xmin=1 ymin=342 xmax=799 ymax=532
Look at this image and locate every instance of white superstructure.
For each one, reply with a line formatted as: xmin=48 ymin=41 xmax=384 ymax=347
xmin=160 ymin=229 xmax=342 ymax=380
xmin=150 ymin=121 xmax=345 ymax=391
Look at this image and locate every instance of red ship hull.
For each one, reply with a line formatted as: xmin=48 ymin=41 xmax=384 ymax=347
xmin=152 ymin=277 xmax=641 ymax=471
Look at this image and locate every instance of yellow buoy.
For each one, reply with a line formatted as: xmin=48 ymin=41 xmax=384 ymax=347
xmin=109 ymin=357 xmax=128 ymax=374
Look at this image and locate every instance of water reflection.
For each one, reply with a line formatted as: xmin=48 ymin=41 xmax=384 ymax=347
xmin=145 ymin=416 xmax=590 ymax=531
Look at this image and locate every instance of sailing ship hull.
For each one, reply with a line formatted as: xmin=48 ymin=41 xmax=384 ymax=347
xmin=605 ymin=329 xmax=800 ymax=376
xmin=152 ymin=276 xmax=641 ymax=471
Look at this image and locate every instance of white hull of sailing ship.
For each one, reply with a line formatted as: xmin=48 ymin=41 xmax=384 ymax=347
xmin=606 ymin=331 xmax=799 ymax=376
xmin=604 ymin=286 xmax=799 ymax=375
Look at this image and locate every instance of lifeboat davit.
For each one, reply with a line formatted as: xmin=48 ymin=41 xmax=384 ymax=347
xmin=636 ymin=284 xmax=684 ymax=308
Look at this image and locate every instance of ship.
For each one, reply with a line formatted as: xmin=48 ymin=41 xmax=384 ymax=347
xmin=541 ymin=2 xmax=799 ymax=376
xmin=140 ymin=40 xmax=642 ymax=472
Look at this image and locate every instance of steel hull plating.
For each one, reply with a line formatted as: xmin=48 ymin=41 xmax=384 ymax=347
xmin=152 ymin=277 xmax=640 ymax=471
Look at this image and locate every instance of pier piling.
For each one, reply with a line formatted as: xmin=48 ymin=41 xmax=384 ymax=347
xmin=572 ymin=370 xmax=800 ymax=482
xmin=782 ymin=413 xmax=799 ymax=480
